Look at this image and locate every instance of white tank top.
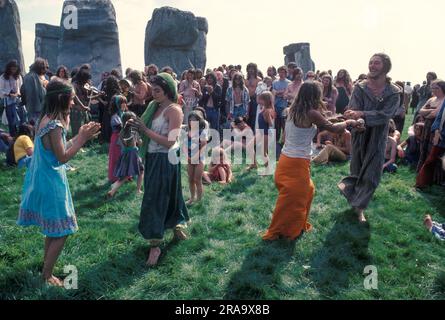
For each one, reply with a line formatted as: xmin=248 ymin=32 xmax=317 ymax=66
xmin=148 ymin=105 xmax=180 ymax=153
xmin=281 ymin=119 xmax=318 ymax=159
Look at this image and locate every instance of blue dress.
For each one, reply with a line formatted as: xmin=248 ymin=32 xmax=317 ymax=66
xmin=17 ymin=120 xmax=78 ymax=237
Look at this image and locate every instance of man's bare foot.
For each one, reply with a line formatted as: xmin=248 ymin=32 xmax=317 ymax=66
xmin=186 ymin=198 xmax=195 ymax=205
xmin=136 ymin=189 xmax=143 ymax=195
xmin=45 ymin=275 xmax=64 ymax=287
xmin=146 ymin=247 xmax=161 ymax=266
xmin=174 ymin=228 xmax=188 ymax=241
xmin=357 ymin=210 xmax=367 ymax=223
xmin=424 ymin=214 xmax=433 ymax=231
xmin=246 ymin=164 xmax=257 ymax=171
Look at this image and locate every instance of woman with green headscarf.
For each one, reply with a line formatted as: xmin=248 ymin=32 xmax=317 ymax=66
xmin=128 ymin=73 xmax=189 ymax=266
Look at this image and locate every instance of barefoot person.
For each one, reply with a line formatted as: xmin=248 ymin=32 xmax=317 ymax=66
xmin=129 ymin=73 xmax=189 ymax=267
xmin=17 ymin=78 xmax=100 ymax=286
xmin=262 ymin=82 xmax=360 ymax=241
xmin=339 ymin=53 xmax=401 ymax=223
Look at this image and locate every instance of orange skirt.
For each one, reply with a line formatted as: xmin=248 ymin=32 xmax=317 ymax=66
xmin=262 ymin=154 xmax=315 ymax=241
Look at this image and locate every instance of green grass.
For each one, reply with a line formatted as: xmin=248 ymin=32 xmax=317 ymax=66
xmin=0 ymin=114 xmax=444 ymax=300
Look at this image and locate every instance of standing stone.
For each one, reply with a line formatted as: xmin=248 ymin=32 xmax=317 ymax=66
xmin=0 ymin=0 xmax=25 ymax=74
xmin=145 ymin=7 xmax=208 ymax=76
xmin=35 ymin=24 xmax=61 ymax=73
xmin=283 ymin=43 xmax=315 ymax=75
xmin=58 ymin=0 xmax=122 ymax=84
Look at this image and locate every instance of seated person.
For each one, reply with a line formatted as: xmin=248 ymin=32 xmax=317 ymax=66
xmin=203 ymin=147 xmax=233 ymax=185
xmin=313 ymin=127 xmax=351 ymax=165
xmin=398 ymin=122 xmax=424 ymax=168
xmin=424 ymin=215 xmax=445 ymax=241
xmin=222 ymin=116 xmax=256 ymax=169
xmin=383 ymin=125 xmax=398 ymax=173
xmin=389 ymin=119 xmax=401 ymax=144
xmin=0 ymin=129 xmax=13 ymax=154
xmin=14 ymin=124 xmax=34 ymax=169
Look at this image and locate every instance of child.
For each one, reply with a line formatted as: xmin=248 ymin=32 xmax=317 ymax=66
xmin=256 ymin=91 xmax=276 ymax=172
xmin=184 ymin=111 xmax=208 ymax=204
xmin=119 ymin=79 xmax=134 ymax=110
xmin=107 ymin=111 xmax=144 ymax=197
xmin=398 ymin=122 xmax=424 ymax=168
xmin=384 ymin=123 xmax=398 ymax=173
xmin=389 ymin=119 xmax=401 ymax=144
xmin=108 ymin=95 xmax=128 ymax=183
xmin=17 ymin=78 xmax=100 ymax=286
xmin=424 ymin=215 xmax=445 ymax=241
xmin=203 ymin=147 xmax=232 ymax=184
xmin=13 ymin=123 xmax=35 ymax=169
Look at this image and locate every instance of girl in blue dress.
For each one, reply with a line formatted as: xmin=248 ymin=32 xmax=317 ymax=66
xmin=17 ymin=78 xmax=101 ymax=287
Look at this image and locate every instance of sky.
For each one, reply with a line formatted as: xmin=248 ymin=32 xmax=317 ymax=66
xmin=15 ymin=0 xmax=444 ymax=85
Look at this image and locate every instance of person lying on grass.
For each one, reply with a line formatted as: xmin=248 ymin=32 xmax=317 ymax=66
xmin=17 ymin=78 xmax=100 ymax=287
xmin=424 ymin=215 xmax=445 ymax=241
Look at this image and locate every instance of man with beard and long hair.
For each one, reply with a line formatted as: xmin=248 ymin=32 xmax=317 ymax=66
xmin=339 ymin=53 xmax=401 ymax=223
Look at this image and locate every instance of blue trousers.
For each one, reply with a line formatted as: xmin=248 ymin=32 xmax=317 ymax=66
xmin=205 ymin=106 xmax=220 ymax=132
xmin=5 ymin=103 xmax=19 ymax=136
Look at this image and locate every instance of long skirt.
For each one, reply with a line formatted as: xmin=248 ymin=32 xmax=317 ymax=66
xmin=263 ymin=155 xmax=314 ymax=241
xmin=108 ymin=132 xmax=121 ymax=183
xmin=139 ymin=152 xmax=189 ymax=242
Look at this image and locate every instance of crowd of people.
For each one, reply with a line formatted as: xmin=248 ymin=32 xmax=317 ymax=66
xmin=1 ymin=53 xmax=445 ymax=286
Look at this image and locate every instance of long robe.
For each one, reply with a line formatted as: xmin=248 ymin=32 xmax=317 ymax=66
xmin=339 ymin=81 xmax=401 ymax=210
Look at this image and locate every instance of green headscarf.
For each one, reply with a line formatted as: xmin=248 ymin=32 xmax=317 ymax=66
xmin=139 ymin=72 xmax=179 ymax=158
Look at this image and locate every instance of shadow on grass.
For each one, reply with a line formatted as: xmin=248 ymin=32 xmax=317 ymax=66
xmin=433 ymin=271 xmax=445 ymax=299
xmin=309 ymin=209 xmax=371 ymax=298
xmin=224 ymin=239 xmax=296 ymax=299
xmin=217 ymin=171 xmax=259 ymax=196
xmin=0 ymin=236 xmax=185 ymax=300
xmin=418 ymin=185 xmax=445 ymax=219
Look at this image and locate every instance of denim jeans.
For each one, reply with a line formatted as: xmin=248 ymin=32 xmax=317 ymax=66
xmin=17 ymin=104 xmax=28 ymax=125
xmin=5 ymin=103 xmax=19 ymax=136
xmin=205 ymin=106 xmax=220 ymax=132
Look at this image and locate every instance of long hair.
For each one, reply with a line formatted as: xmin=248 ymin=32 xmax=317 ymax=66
xmin=205 ymin=72 xmax=217 ymax=88
xmin=258 ymin=91 xmax=274 ymax=109
xmin=322 ymin=74 xmax=335 ymax=98
xmin=335 ymin=69 xmax=352 ymax=93
xmin=188 ymin=111 xmax=206 ymax=132
xmin=30 ymin=58 xmax=48 ymax=75
xmin=110 ymin=94 xmax=127 ymax=116
xmin=3 ymin=60 xmax=21 ymax=80
xmin=232 ymin=72 xmax=245 ymax=90
xmin=128 ymin=70 xmax=143 ymax=85
xmin=289 ymin=82 xmax=324 ymax=127
xmin=104 ymin=76 xmax=121 ymax=100
xmin=246 ymin=63 xmax=258 ymax=79
xmin=56 ymin=65 xmax=69 ymax=80
xmin=41 ymin=78 xmax=74 ymax=124
xmin=16 ymin=123 xmax=35 ymax=140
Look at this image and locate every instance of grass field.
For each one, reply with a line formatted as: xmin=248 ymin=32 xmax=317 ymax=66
xmin=0 ymin=114 xmax=444 ymax=300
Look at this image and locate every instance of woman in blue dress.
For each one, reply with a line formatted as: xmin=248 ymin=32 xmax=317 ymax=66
xmin=17 ymin=78 xmax=101 ymax=287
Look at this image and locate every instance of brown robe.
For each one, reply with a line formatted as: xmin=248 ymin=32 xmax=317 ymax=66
xmin=339 ymin=81 xmax=401 ymax=209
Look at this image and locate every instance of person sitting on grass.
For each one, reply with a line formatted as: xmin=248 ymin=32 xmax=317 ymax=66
xmin=313 ymin=118 xmax=351 ymax=165
xmin=203 ymin=147 xmax=233 ymax=185
xmin=13 ymin=123 xmax=35 ymax=169
xmin=17 ymin=78 xmax=100 ymax=287
xmin=383 ymin=122 xmax=398 ymax=173
xmin=389 ymin=119 xmax=401 ymax=144
xmin=107 ymin=111 xmax=144 ymax=198
xmin=424 ymin=215 xmax=445 ymax=241
xmin=398 ymin=122 xmax=424 ymax=168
